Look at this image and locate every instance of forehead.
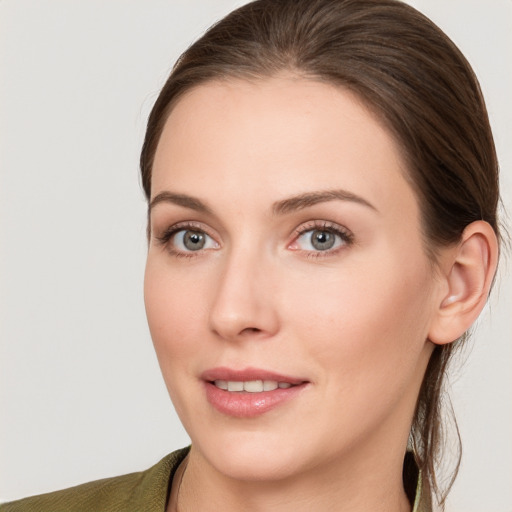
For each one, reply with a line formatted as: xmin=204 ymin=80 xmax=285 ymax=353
xmin=151 ymin=76 xmax=417 ymax=220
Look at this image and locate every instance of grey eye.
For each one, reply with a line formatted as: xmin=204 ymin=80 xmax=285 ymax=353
xmin=173 ymin=229 xmax=217 ymax=252
xmin=310 ymin=230 xmax=336 ymax=250
xmin=295 ymin=228 xmax=345 ymax=252
xmin=183 ymin=231 xmax=206 ymax=250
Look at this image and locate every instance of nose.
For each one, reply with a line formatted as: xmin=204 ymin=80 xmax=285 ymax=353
xmin=208 ymin=248 xmax=280 ymax=341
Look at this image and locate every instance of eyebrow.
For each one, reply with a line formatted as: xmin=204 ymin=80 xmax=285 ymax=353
xmin=149 ymin=191 xmax=213 ymax=215
xmin=272 ymin=189 xmax=378 ymax=215
xmin=148 ymin=188 xmax=377 ymax=216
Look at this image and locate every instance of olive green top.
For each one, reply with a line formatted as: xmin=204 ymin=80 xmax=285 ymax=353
xmin=0 ymin=448 xmax=189 ymax=512
xmin=1 ymin=447 xmax=428 ymax=511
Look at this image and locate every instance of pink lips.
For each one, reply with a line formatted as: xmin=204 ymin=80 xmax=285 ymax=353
xmin=201 ymin=367 xmax=308 ymax=418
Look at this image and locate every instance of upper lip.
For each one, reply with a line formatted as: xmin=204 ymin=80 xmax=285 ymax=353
xmin=201 ymin=366 xmax=307 ymax=385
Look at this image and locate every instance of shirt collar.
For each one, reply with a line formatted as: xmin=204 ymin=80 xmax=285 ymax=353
xmin=412 ymin=472 xmax=422 ymax=512
xmin=412 ymin=470 xmax=432 ymax=512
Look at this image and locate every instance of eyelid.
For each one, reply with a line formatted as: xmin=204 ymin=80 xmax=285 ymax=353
xmin=155 ymin=220 xmax=203 ymax=241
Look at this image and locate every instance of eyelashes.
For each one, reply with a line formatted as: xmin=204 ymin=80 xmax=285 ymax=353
xmin=154 ymin=220 xmax=354 ymax=259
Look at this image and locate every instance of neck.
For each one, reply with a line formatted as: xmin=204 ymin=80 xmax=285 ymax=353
xmin=173 ymin=442 xmax=412 ymax=512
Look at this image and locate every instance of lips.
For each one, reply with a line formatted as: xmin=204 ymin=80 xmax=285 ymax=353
xmin=201 ymin=367 xmax=308 ymax=418
xmin=214 ymin=380 xmax=293 ymax=392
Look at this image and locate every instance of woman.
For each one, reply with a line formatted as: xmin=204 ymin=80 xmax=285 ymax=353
xmin=1 ymin=1 xmax=505 ymax=511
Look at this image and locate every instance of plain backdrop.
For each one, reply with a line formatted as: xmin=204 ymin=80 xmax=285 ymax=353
xmin=1 ymin=1 xmax=511 ymax=510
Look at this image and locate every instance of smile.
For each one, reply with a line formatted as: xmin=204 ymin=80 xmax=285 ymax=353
xmin=202 ymin=368 xmax=308 ymax=418
xmin=213 ymin=380 xmax=294 ymax=392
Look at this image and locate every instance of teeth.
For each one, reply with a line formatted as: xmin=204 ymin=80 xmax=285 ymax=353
xmin=227 ymin=381 xmax=244 ymax=392
xmin=214 ymin=380 xmax=294 ymax=392
xmin=263 ymin=380 xmax=278 ymax=391
xmin=214 ymin=380 xmax=228 ymax=390
xmin=244 ymin=380 xmax=263 ymax=392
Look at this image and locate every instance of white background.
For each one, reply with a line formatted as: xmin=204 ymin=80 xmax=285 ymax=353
xmin=1 ymin=1 xmax=511 ymax=510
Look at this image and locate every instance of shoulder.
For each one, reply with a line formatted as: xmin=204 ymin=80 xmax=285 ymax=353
xmin=0 ymin=447 xmax=190 ymax=512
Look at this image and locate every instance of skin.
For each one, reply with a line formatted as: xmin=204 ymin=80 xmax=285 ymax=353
xmin=144 ymin=76 xmax=450 ymax=512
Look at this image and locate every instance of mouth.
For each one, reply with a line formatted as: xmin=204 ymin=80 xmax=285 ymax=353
xmin=201 ymin=367 xmax=308 ymax=418
xmin=212 ymin=379 xmax=295 ymax=392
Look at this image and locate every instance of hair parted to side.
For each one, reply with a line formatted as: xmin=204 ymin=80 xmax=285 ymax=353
xmin=140 ymin=0 xmax=500 ymax=508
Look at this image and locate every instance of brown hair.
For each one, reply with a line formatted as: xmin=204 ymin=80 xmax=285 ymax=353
xmin=140 ymin=0 xmax=500 ymax=507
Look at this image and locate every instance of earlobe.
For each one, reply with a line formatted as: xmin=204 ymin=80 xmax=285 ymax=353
xmin=428 ymin=221 xmax=498 ymax=345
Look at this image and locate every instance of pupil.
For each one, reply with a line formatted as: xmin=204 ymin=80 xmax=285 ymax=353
xmin=184 ymin=231 xmax=205 ymax=250
xmin=311 ymin=230 xmax=335 ymax=250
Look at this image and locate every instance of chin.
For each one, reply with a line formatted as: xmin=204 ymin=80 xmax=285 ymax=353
xmin=191 ymin=426 xmax=316 ymax=482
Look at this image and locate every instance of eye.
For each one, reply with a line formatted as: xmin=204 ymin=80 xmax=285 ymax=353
xmin=172 ymin=229 xmax=218 ymax=252
xmin=296 ymin=229 xmax=342 ymax=251
xmin=290 ymin=223 xmax=353 ymax=254
xmin=155 ymin=223 xmax=219 ymax=256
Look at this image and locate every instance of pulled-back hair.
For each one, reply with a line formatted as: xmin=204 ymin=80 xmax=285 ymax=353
xmin=140 ymin=0 xmax=500 ymax=507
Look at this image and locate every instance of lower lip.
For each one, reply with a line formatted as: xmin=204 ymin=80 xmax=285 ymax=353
xmin=204 ymin=382 xmax=307 ymax=418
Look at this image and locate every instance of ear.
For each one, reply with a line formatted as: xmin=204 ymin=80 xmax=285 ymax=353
xmin=428 ymin=221 xmax=499 ymax=345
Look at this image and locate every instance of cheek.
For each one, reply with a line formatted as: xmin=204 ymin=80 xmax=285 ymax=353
xmin=144 ymin=258 xmax=206 ymax=365
xmin=285 ymin=253 xmax=435 ymax=383
xmin=144 ymin=258 xmax=212 ymax=424
xmin=280 ymin=256 xmax=435 ymax=446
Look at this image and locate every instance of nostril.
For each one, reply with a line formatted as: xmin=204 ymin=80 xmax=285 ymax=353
xmin=243 ymin=327 xmax=262 ymax=334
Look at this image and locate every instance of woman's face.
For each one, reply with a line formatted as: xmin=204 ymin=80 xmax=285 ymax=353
xmin=145 ymin=77 xmax=439 ymax=480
